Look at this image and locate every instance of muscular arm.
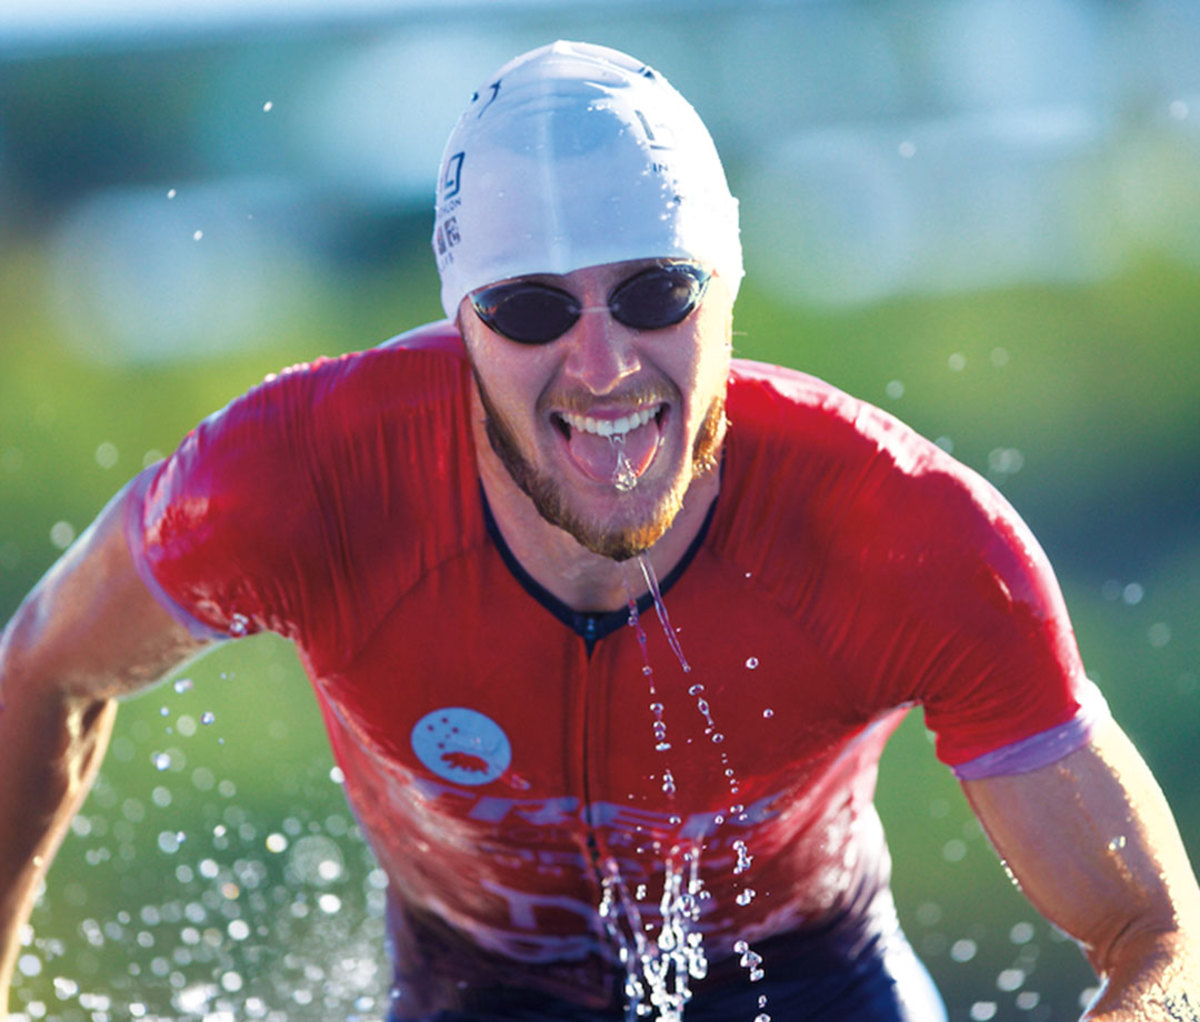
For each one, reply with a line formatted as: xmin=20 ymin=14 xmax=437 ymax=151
xmin=963 ymin=715 xmax=1200 ymax=1020
xmin=0 ymin=472 xmax=208 ymax=1009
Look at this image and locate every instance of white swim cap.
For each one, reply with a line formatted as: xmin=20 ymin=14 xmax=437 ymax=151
xmin=433 ymin=40 xmax=743 ymax=320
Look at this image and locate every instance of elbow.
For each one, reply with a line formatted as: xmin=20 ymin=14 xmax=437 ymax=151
xmin=1084 ymin=899 xmax=1200 ymax=990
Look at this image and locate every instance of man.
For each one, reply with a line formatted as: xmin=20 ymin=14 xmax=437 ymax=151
xmin=1 ymin=40 xmax=1198 ymax=1022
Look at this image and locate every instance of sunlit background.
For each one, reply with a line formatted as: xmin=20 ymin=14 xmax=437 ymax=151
xmin=2 ymin=1 xmax=1198 ymax=1020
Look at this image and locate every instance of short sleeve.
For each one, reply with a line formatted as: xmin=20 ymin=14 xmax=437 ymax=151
xmin=124 ymin=364 xmax=327 ymax=643
xmin=718 ymin=365 xmax=1105 ymax=780
xmin=825 ymin=405 xmax=1103 ymax=774
xmin=122 ymin=322 xmax=476 ymax=656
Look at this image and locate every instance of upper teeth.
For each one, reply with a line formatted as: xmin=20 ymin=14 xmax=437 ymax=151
xmin=561 ymin=406 xmax=657 ymax=438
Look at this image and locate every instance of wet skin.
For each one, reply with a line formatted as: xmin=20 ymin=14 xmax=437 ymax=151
xmin=459 ymin=258 xmax=733 ymax=612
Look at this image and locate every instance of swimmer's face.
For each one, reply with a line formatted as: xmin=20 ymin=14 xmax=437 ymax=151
xmin=460 ymin=258 xmax=733 ymax=561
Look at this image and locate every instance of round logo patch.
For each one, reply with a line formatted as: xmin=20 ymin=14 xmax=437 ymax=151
xmin=411 ymin=707 xmax=512 ymax=786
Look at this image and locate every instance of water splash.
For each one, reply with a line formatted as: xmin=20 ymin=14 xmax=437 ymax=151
xmin=616 ymin=555 xmax=772 ymax=1020
xmin=600 ymin=851 xmax=709 ymax=1021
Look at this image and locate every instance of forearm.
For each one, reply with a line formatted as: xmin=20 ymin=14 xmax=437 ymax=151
xmin=964 ymin=719 xmax=1200 ymax=1022
xmin=0 ymin=685 xmax=116 ymax=1004
xmin=1082 ymin=926 xmax=1200 ymax=1020
xmin=0 ymin=476 xmax=206 ymax=1013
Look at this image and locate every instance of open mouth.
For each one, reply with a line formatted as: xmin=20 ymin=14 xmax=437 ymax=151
xmin=553 ymin=403 xmax=664 ymax=440
xmin=551 ymin=403 xmax=667 ymax=485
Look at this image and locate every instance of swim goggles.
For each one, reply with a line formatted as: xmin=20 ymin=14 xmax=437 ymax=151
xmin=468 ymin=262 xmax=712 ymax=345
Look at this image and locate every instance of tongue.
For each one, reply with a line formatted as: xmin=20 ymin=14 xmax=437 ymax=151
xmin=566 ymin=418 xmax=661 ymax=485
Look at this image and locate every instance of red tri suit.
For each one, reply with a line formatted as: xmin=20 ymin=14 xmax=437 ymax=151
xmin=125 ymin=321 xmax=1104 ymax=1014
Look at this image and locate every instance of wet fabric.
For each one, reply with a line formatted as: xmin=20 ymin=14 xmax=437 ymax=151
xmin=384 ymin=876 xmax=947 ymax=1021
xmin=126 ymin=319 xmax=1097 ymax=1014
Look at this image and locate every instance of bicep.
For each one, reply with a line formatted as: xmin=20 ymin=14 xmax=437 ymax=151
xmin=962 ymin=715 xmax=1200 ymax=971
xmin=2 ymin=470 xmax=208 ymax=703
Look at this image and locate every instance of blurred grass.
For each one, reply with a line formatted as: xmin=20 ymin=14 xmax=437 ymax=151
xmin=3 ymin=235 xmax=1199 ymax=1019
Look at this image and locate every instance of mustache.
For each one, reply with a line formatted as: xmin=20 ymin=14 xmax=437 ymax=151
xmin=537 ymin=382 xmax=678 ymax=418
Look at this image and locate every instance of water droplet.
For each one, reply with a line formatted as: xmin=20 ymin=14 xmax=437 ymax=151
xmin=734 ymin=939 xmax=765 ymax=981
xmin=1009 ymin=921 xmax=1035 ymax=944
xmin=262 ymin=100 xmax=274 ymax=112
xmin=173 ymin=678 xmax=193 ymax=694
xmin=736 ymin=889 xmax=755 ymax=906
xmin=950 ymin=938 xmax=978 ymax=963
xmin=610 ymin=435 xmax=638 ymax=492
xmin=49 ymin=521 xmax=76 ymax=550
xmin=762 ymin=708 xmax=774 ymax=719
xmin=228 ymin=614 xmax=250 ymax=638
xmin=733 ymin=839 xmax=753 ymax=875
xmin=745 ymin=657 xmax=759 ymax=669
xmin=94 ymin=441 xmax=119 ymax=469
xmin=201 ymin=712 xmax=215 ymax=725
xmin=1148 ymin=622 xmax=1172 ymax=648
xmin=153 ymin=753 xmax=171 ymax=771
xmin=1108 ymin=835 xmax=1127 ymax=852
xmin=996 ymin=967 xmax=1026 ymax=992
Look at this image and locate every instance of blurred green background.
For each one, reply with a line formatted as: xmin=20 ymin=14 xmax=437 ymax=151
xmin=2 ymin=2 xmax=1198 ymax=1020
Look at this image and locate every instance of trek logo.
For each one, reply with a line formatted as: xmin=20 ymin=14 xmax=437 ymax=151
xmin=411 ymin=707 xmax=512 ymax=786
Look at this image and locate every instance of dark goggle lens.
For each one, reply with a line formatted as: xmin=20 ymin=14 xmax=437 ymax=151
xmin=471 ymin=285 xmax=580 ymax=345
xmin=610 ymin=263 xmax=711 ymax=331
xmin=470 ymin=263 xmax=711 ymax=345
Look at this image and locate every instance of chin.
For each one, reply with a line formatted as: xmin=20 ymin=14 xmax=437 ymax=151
xmin=538 ymin=475 xmax=688 ymax=563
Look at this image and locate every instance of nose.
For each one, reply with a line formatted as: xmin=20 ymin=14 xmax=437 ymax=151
xmin=560 ymin=307 xmax=642 ymax=395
